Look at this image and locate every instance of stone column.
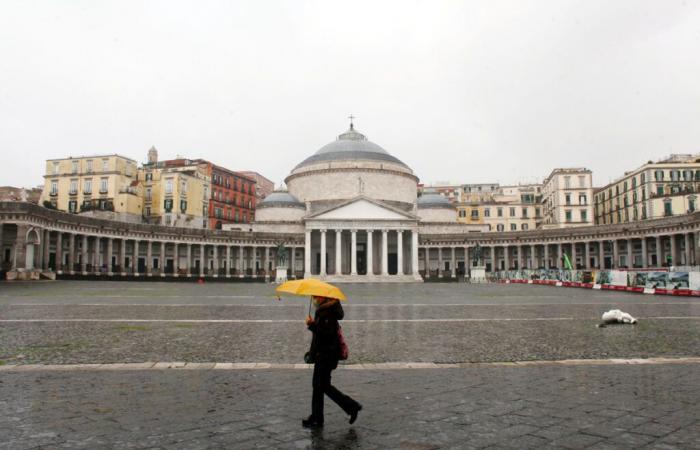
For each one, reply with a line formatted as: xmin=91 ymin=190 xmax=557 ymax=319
xmin=159 ymin=242 xmax=166 ymax=275
xmin=56 ymin=232 xmax=63 ymax=271
xmin=555 ymin=243 xmax=562 ymax=269
xmin=544 ymin=244 xmax=549 ymax=269
xmin=424 ymin=247 xmax=430 ymax=276
xmin=627 ymin=238 xmax=633 ymax=269
xmin=81 ymin=235 xmax=88 ymax=274
xmin=238 ymin=245 xmax=244 ymax=277
xmin=598 ymin=241 xmax=605 ymax=269
xmin=118 ymin=238 xmax=125 ymax=275
xmin=437 ymin=247 xmax=443 ymax=278
xmin=450 ymin=246 xmax=456 ymax=278
xmin=146 ymin=241 xmax=152 ymax=275
xmin=226 ymin=246 xmax=232 ymax=277
xmin=320 ymin=230 xmax=327 ymax=276
xmin=335 ymin=230 xmax=342 ymax=275
xmin=107 ymin=238 xmax=113 ymax=275
xmin=504 ymin=246 xmax=510 ymax=271
xmin=263 ymin=246 xmax=269 ymax=279
xmin=612 ymin=240 xmax=619 ymax=269
xmin=584 ymin=242 xmax=591 ymax=270
xmin=571 ymin=242 xmax=577 ymax=269
xmin=182 ymin=241 xmax=187 ymax=277
xmin=251 ymin=246 xmax=258 ymax=277
xmin=516 ymin=245 xmax=523 ymax=270
xmin=397 ymin=230 xmax=404 ymax=276
xmin=68 ymin=233 xmax=75 ymax=274
xmin=670 ymin=234 xmax=677 ymax=267
xmin=655 ymin=236 xmax=662 ymax=268
xmin=684 ymin=233 xmax=691 ymax=266
xmin=367 ymin=230 xmax=373 ymax=276
xmin=133 ymin=239 xmax=139 ymax=274
xmin=351 ymin=230 xmax=358 ymax=276
xmin=641 ymin=237 xmax=648 ymax=269
xmin=213 ymin=245 xmax=219 ymax=277
xmin=290 ymin=247 xmax=296 ymax=277
xmin=490 ymin=246 xmax=496 ymax=272
xmin=173 ymin=243 xmax=179 ymax=276
xmin=412 ymin=231 xmax=419 ymax=276
xmin=42 ymin=229 xmax=51 ymax=270
xmin=304 ymin=230 xmax=311 ymax=278
xmin=199 ymin=244 xmax=205 ymax=277
xmin=530 ymin=244 xmax=536 ymax=269
xmin=381 ymin=230 xmax=389 ymax=276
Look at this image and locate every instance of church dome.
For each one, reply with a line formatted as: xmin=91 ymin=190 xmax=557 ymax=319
xmin=417 ymin=193 xmax=454 ymax=209
xmin=258 ymin=190 xmax=305 ymax=209
xmin=293 ymin=124 xmax=410 ymax=170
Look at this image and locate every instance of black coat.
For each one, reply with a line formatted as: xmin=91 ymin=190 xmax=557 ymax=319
xmin=308 ymin=301 xmax=344 ymax=367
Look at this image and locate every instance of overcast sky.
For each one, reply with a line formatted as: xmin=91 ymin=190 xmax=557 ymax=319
xmin=1 ymin=0 xmax=699 ymax=190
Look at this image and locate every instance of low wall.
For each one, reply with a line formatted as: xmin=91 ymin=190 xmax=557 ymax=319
xmin=494 ymin=269 xmax=700 ymax=297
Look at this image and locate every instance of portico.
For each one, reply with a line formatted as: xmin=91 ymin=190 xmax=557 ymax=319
xmin=303 ymin=197 xmax=422 ymax=281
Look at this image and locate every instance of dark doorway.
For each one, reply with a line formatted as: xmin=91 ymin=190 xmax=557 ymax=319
xmin=138 ymin=257 xmax=146 ymax=273
xmin=357 ymin=244 xmax=366 ymax=275
xmin=49 ymin=253 xmax=56 ymax=270
xmin=166 ymin=259 xmax=174 ymax=274
xmin=388 ymin=253 xmax=397 ymax=275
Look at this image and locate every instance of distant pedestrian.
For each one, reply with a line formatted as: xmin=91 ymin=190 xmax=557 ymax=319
xmin=302 ymin=295 xmax=362 ymax=428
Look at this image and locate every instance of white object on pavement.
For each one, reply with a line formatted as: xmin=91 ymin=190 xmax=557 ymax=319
xmin=601 ymin=309 xmax=637 ymax=324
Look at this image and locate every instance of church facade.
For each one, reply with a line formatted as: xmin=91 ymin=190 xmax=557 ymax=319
xmin=228 ymin=123 xmax=484 ymax=281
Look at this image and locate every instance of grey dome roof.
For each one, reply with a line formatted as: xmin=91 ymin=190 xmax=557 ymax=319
xmin=258 ymin=191 xmax=305 ymax=209
xmin=417 ymin=193 xmax=454 ymax=209
xmin=294 ymin=125 xmax=410 ymax=170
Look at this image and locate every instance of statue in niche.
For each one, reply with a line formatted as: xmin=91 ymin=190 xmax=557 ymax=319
xmin=357 ymin=176 xmax=365 ymax=194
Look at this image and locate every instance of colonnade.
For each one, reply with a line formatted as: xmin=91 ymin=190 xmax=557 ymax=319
xmin=421 ymin=233 xmax=698 ymax=277
xmin=1 ymin=224 xmax=305 ymax=278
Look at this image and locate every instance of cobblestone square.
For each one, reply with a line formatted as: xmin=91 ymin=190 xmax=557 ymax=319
xmin=1 ymin=281 xmax=699 ymax=449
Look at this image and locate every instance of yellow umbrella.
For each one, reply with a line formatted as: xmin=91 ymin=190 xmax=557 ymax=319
xmin=276 ymin=279 xmax=347 ymax=301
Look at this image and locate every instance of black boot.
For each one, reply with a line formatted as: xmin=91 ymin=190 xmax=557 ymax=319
xmin=349 ymin=404 xmax=362 ymax=424
xmin=302 ymin=415 xmax=324 ymax=428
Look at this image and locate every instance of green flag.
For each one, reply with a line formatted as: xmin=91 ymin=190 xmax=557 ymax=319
xmin=563 ymin=253 xmax=573 ymax=270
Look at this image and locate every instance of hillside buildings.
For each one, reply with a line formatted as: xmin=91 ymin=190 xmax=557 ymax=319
xmin=39 ymin=148 xmax=260 ymax=229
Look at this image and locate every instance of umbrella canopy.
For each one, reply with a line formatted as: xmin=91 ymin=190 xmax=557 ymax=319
xmin=276 ymin=279 xmax=347 ymax=301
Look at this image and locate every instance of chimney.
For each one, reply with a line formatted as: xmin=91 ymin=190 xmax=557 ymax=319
xmin=147 ymin=146 xmax=158 ymax=164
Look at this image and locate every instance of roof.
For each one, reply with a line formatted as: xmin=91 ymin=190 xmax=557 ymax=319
xmin=257 ymin=190 xmax=305 ymax=209
xmin=417 ymin=193 xmax=455 ymax=209
xmin=46 ymin=154 xmax=137 ymax=163
xmin=294 ymin=125 xmax=410 ymax=170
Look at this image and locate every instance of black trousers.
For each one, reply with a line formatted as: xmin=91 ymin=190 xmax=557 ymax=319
xmin=311 ymin=362 xmax=358 ymax=422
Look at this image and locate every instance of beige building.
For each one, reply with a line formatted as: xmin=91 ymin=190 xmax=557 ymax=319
xmin=594 ymin=154 xmax=700 ymax=226
xmin=541 ymin=168 xmax=593 ymax=228
xmin=139 ymin=157 xmax=211 ymax=229
xmin=447 ymin=184 xmax=542 ymax=232
xmin=40 ymin=154 xmax=142 ymax=222
xmin=481 ymin=184 xmax=543 ymax=232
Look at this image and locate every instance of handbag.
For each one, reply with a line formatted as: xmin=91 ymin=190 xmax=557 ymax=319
xmin=337 ymin=325 xmax=349 ymax=360
xmin=304 ymin=351 xmax=315 ymax=364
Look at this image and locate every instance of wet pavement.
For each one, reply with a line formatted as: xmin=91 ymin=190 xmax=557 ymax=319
xmin=0 ymin=281 xmax=699 ymax=448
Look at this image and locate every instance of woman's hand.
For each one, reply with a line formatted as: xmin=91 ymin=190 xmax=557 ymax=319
xmin=305 ymin=315 xmax=315 ymax=326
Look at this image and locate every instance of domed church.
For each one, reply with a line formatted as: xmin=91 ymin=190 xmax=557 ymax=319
xmin=232 ymin=121 xmax=487 ymax=282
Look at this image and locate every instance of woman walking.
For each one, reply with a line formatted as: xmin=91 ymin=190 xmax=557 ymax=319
xmin=303 ymin=295 xmax=362 ymax=428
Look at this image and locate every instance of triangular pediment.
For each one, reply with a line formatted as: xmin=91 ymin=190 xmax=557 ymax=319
xmin=308 ymin=197 xmax=415 ymax=221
